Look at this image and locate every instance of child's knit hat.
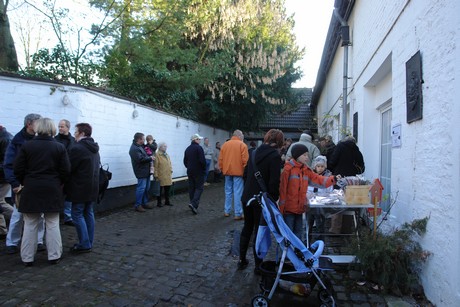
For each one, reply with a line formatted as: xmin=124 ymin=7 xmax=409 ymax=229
xmin=291 ymin=144 xmax=308 ymax=160
xmin=312 ymin=155 xmax=327 ymax=169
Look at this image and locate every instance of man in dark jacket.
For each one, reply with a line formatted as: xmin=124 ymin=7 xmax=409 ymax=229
xmin=55 ymin=119 xmax=75 ymax=225
xmin=327 ymin=135 xmax=365 ymax=234
xmin=3 ymin=114 xmax=46 ymax=254
xmin=129 ymin=132 xmax=154 ymax=212
xmin=183 ymin=134 xmax=206 ymax=214
xmin=0 ymin=125 xmax=13 ymax=236
xmin=66 ymin=123 xmax=100 ymax=253
xmin=328 ymin=136 xmax=365 ymax=176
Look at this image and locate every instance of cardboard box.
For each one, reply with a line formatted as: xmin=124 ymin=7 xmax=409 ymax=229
xmin=345 ymin=185 xmax=371 ymax=204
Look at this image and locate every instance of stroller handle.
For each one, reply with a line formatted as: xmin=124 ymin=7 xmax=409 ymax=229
xmin=310 ymin=240 xmax=325 ymax=259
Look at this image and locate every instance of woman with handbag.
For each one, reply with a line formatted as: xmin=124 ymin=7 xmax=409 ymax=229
xmin=14 ymin=118 xmax=70 ymax=266
xmin=238 ymin=129 xmax=284 ymax=274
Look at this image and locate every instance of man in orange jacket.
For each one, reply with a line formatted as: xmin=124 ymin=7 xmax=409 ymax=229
xmin=219 ymin=130 xmax=248 ymax=220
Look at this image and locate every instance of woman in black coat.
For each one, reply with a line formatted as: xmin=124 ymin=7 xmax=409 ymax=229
xmin=238 ymin=129 xmax=284 ymax=273
xmin=14 ymin=118 xmax=70 ymax=266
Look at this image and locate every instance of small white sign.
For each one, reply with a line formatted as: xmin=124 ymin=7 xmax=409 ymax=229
xmin=392 ymin=124 xmax=402 ymax=147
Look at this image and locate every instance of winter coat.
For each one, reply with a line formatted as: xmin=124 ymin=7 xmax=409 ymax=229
xmin=286 ymin=134 xmax=321 ymax=167
xmin=3 ymin=127 xmax=35 ymax=190
xmin=279 ymin=160 xmax=335 ymax=215
xmin=241 ymin=144 xmax=281 ymax=204
xmin=55 ymin=133 xmax=75 ymax=151
xmin=154 ymin=151 xmax=172 ymax=186
xmin=129 ymin=141 xmax=151 ymax=179
xmin=219 ymin=136 xmax=249 ymax=177
xmin=14 ymin=135 xmax=70 ymax=213
xmin=328 ymin=140 xmax=365 ymax=176
xmin=308 ymin=169 xmax=334 ymax=194
xmin=0 ymin=126 xmax=12 ymax=184
xmin=65 ymin=137 xmax=100 ymax=203
xmin=183 ymin=141 xmax=206 ymax=176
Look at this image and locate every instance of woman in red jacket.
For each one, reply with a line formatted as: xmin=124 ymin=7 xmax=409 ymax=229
xmin=279 ymin=144 xmax=338 ymax=240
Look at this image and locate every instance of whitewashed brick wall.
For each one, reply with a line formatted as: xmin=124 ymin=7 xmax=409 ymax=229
xmin=0 ymin=76 xmax=230 ymax=189
xmin=316 ymin=0 xmax=460 ymax=305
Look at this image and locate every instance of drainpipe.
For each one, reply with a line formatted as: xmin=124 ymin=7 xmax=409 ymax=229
xmin=333 ymin=8 xmax=350 ymax=139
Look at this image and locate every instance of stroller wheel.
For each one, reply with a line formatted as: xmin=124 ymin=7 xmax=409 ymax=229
xmin=318 ymin=288 xmax=333 ymax=303
xmin=251 ymin=294 xmax=269 ymax=307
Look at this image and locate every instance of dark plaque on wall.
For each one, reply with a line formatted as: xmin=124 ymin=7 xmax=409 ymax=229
xmin=406 ymin=51 xmax=423 ymax=123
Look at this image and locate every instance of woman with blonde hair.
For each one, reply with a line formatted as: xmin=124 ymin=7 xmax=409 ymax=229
xmin=154 ymin=142 xmax=173 ymax=207
xmin=14 ymin=118 xmax=70 ymax=266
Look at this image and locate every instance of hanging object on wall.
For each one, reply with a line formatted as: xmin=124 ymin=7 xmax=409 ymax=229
xmin=405 ymin=51 xmax=423 ymax=123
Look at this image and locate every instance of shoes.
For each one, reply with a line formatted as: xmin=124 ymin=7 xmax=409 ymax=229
xmin=6 ymin=245 xmax=19 ymax=254
xmin=48 ymin=258 xmax=61 ymax=265
xmin=234 ymin=215 xmax=244 ymax=221
xmin=23 ymin=261 xmax=34 ymax=267
xmin=188 ymin=203 xmax=198 ymax=215
xmin=157 ymin=203 xmax=164 ymax=207
xmin=237 ymin=259 xmax=249 ymax=270
xmin=224 ymin=213 xmax=230 ymax=217
xmin=135 ymin=206 xmax=146 ymax=212
xmin=165 ymin=203 xmax=173 ymax=206
xmin=37 ymin=243 xmax=46 ymax=252
xmin=142 ymin=204 xmax=154 ymax=209
xmin=204 ymin=182 xmax=210 ymax=186
xmin=64 ymin=220 xmax=75 ymax=226
xmin=69 ymin=246 xmax=92 ymax=254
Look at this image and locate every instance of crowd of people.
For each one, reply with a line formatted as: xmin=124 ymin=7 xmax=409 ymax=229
xmin=0 ymin=114 xmax=100 ymax=266
xmin=1 ymin=116 xmax=364 ymax=272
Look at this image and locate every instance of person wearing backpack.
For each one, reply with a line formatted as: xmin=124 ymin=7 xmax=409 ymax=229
xmin=65 ymin=123 xmax=100 ymax=254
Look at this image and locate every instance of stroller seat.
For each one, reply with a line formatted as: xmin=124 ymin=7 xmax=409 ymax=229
xmin=251 ymin=192 xmax=337 ymax=307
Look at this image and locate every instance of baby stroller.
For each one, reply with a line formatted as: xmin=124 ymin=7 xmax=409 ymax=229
xmin=250 ymin=192 xmax=336 ymax=307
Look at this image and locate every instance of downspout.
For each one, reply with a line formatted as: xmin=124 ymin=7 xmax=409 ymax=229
xmin=333 ymin=8 xmax=350 ymax=139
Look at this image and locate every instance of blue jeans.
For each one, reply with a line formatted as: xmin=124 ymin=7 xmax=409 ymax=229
xmin=187 ymin=173 xmax=204 ymax=208
xmin=135 ymin=177 xmax=151 ymax=208
xmin=284 ymin=214 xmax=303 ymax=241
xmin=71 ymin=202 xmax=95 ymax=249
xmin=204 ymin=159 xmax=211 ymax=182
xmin=224 ymin=176 xmax=243 ymax=217
xmin=64 ymin=201 xmax=73 ymax=222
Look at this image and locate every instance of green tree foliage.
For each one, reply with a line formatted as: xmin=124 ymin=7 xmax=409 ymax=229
xmin=19 ymin=45 xmax=101 ymax=87
xmin=92 ymin=0 xmax=303 ymax=130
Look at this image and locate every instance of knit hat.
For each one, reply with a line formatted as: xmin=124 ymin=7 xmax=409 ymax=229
xmin=312 ymin=155 xmax=327 ymax=169
xmin=291 ymin=144 xmax=308 ymax=160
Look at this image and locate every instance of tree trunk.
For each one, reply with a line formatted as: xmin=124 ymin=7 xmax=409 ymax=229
xmin=0 ymin=0 xmax=19 ymax=71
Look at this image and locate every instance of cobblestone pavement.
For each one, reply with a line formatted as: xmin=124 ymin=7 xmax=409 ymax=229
xmin=0 ymin=183 xmax=419 ymax=307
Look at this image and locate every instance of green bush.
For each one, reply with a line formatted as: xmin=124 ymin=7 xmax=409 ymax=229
xmin=352 ymin=217 xmax=431 ymax=295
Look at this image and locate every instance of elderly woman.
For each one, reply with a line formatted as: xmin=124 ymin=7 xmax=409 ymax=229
xmin=154 ymin=142 xmax=173 ymax=207
xmin=14 ymin=118 xmax=70 ymax=266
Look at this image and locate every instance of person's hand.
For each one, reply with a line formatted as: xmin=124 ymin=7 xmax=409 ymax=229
xmin=13 ymin=187 xmax=20 ymax=193
xmin=335 ymin=174 xmax=342 ymax=181
xmin=151 ymin=156 xmax=155 ymax=161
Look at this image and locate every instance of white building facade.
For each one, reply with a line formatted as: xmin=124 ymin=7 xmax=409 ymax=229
xmin=312 ymin=0 xmax=460 ymax=305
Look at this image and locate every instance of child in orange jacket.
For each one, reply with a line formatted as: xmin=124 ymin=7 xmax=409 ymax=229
xmin=279 ymin=144 xmax=337 ymax=240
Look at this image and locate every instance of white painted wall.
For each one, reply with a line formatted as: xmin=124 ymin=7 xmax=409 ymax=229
xmin=0 ymin=76 xmax=230 ymax=189
xmin=315 ymin=0 xmax=460 ymax=305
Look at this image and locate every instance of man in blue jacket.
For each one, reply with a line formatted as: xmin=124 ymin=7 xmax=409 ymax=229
xmin=3 ymin=114 xmax=45 ymax=254
xmin=183 ymin=134 xmax=206 ymax=214
xmin=129 ymin=132 xmax=155 ymax=212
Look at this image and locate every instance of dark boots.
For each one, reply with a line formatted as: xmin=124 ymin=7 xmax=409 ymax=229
xmin=157 ymin=196 xmax=163 ymax=207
